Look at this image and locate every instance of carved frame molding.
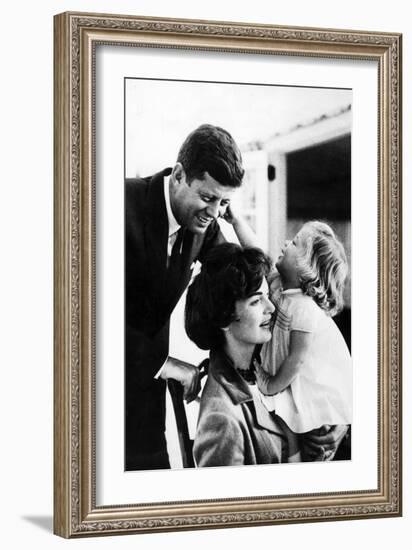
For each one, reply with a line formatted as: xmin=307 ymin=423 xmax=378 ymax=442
xmin=54 ymin=12 xmax=402 ymax=538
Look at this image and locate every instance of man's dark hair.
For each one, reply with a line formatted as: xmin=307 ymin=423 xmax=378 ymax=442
xmin=185 ymin=243 xmax=272 ymax=350
xmin=177 ymin=124 xmax=244 ymax=188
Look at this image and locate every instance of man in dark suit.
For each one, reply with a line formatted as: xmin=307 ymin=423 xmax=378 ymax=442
xmin=125 ymin=124 xmax=244 ymax=470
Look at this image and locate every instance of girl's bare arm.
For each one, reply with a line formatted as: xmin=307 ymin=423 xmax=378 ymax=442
xmin=255 ymin=330 xmax=312 ymax=395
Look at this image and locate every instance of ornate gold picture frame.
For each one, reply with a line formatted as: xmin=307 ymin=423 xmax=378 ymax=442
xmin=54 ymin=11 xmax=402 ymax=538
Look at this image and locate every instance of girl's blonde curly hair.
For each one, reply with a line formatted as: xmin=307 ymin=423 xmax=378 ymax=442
xmin=296 ymin=221 xmax=348 ymax=317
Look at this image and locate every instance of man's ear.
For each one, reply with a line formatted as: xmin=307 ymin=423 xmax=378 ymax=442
xmin=172 ymin=162 xmax=186 ymax=185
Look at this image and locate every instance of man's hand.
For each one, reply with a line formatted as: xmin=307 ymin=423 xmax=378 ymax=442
xmin=160 ymin=357 xmax=201 ymax=403
xmin=302 ymin=424 xmax=349 ymax=461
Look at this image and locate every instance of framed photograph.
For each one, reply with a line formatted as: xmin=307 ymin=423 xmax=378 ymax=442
xmin=54 ymin=12 xmax=402 ymax=537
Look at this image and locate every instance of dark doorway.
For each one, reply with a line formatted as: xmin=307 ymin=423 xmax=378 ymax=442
xmin=286 ymin=134 xmax=351 ymax=350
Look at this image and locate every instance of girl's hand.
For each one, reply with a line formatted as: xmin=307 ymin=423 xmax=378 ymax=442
xmin=223 ymin=205 xmax=260 ymax=248
xmin=221 ymin=203 xmax=240 ymax=225
xmin=254 ymin=364 xmax=274 ymax=396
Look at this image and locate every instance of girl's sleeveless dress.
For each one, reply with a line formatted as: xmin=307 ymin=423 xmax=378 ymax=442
xmin=260 ymin=276 xmax=352 ymax=434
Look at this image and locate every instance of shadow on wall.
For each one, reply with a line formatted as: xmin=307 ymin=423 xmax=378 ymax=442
xmin=21 ymin=516 xmax=53 ymax=533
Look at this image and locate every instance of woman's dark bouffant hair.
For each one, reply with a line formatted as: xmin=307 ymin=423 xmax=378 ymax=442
xmin=185 ymin=243 xmax=272 ymax=350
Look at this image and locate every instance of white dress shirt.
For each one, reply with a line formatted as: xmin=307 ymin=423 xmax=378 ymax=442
xmin=163 ymin=176 xmax=182 ymax=263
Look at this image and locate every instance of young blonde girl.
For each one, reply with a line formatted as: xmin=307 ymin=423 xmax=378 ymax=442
xmin=255 ymin=221 xmax=352 ymax=458
xmin=228 ymin=214 xmax=352 ymax=460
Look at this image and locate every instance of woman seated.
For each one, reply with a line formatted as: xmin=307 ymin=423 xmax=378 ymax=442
xmin=185 ymin=243 xmax=291 ymax=466
xmin=185 ymin=242 xmax=348 ymax=467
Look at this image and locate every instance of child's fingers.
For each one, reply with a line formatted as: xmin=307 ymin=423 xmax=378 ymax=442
xmin=255 ymin=364 xmax=265 ymax=377
xmin=255 ymin=367 xmax=267 ymax=385
xmin=255 ymin=369 xmax=272 ymax=395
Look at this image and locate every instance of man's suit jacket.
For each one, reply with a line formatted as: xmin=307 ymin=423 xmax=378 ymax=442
xmin=125 ymin=168 xmax=224 ymax=463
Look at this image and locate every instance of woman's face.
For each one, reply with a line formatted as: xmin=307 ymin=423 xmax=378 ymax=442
xmin=225 ymin=278 xmax=275 ymax=346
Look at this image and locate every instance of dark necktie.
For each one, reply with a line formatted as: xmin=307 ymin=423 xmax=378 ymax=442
xmin=167 ymin=228 xmax=185 ymax=292
xmin=170 ymin=228 xmax=184 ymax=263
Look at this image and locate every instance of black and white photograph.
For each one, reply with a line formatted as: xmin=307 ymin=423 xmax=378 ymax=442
xmin=124 ymin=78 xmax=352 ymax=471
xmin=0 ymin=0 xmax=408 ymax=544
xmin=52 ymin=10 xmax=401 ymax=538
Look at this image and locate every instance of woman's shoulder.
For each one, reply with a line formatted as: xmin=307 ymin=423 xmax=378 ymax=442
xmin=199 ymin=355 xmax=251 ymax=418
xmin=198 ymin=375 xmax=245 ymax=428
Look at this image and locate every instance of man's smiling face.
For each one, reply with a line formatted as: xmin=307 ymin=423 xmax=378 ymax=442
xmin=170 ymin=165 xmax=237 ymax=234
